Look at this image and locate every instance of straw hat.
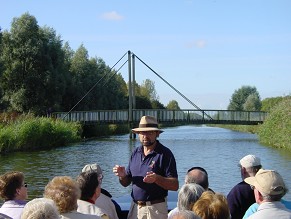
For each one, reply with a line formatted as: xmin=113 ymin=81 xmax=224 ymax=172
xmin=132 ymin=116 xmax=163 ymax=133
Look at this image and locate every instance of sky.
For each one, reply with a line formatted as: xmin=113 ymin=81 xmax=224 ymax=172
xmin=1 ymin=0 xmax=291 ymax=109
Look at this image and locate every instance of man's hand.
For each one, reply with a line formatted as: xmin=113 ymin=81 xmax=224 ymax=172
xmin=143 ymin=171 xmax=158 ymax=183
xmin=113 ymin=165 xmax=131 ymax=187
xmin=113 ymin=165 xmax=126 ymax=178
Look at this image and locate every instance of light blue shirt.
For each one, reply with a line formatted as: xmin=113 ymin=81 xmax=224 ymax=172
xmin=243 ymin=200 xmax=291 ymax=219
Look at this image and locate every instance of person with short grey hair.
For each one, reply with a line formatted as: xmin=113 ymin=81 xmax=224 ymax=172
xmin=171 ymin=210 xmax=201 ymax=219
xmin=21 ymin=198 xmax=59 ymax=219
xmin=168 ymin=184 xmax=205 ymax=219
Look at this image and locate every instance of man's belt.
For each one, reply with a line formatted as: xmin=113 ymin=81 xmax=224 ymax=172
xmin=134 ymin=198 xmax=165 ymax=206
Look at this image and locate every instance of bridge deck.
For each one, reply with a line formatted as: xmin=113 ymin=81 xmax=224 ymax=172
xmin=53 ymin=109 xmax=268 ymax=125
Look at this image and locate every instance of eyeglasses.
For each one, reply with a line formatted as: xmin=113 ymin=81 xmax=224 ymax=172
xmin=22 ymin=183 xmax=28 ymax=188
xmin=138 ymin=131 xmax=156 ymax=136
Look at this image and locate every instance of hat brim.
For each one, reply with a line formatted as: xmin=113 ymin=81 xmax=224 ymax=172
xmin=244 ymin=176 xmax=256 ymax=187
xmin=132 ymin=127 xmax=164 ymax=133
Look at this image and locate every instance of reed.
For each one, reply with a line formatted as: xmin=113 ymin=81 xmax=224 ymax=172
xmin=0 ymin=115 xmax=81 ymax=153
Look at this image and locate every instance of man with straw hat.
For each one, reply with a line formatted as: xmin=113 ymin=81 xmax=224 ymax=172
xmin=113 ymin=115 xmax=179 ymax=219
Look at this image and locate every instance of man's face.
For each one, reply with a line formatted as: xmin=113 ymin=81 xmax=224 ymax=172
xmin=138 ymin=131 xmax=159 ymax=146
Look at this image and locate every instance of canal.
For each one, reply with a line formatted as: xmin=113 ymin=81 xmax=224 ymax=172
xmin=0 ymin=125 xmax=290 ymax=201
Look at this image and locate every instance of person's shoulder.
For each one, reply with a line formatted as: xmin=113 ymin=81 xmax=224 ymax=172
xmin=0 ymin=213 xmax=12 ymax=219
xmin=156 ymin=141 xmax=174 ymax=153
xmin=101 ymin=188 xmax=112 ymax=198
xmin=281 ymin=199 xmax=291 ymax=210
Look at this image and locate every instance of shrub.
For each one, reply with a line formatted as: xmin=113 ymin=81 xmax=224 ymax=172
xmin=0 ymin=115 xmax=82 ymax=153
xmin=258 ymin=97 xmax=291 ymax=149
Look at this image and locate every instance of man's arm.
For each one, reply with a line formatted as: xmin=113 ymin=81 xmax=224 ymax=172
xmin=119 ymin=175 xmax=132 ymax=187
xmin=143 ymin=172 xmax=179 ymax=191
xmin=113 ymin=165 xmax=132 ymax=187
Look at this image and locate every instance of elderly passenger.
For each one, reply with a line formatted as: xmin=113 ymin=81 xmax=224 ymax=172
xmin=244 ymin=169 xmax=291 ymax=219
xmin=168 ymin=183 xmax=205 ymax=219
xmin=171 ymin=210 xmax=201 ymax=219
xmin=193 ymin=191 xmax=230 ymax=219
xmin=0 ymin=171 xmax=28 ymax=219
xmin=76 ymin=171 xmax=109 ymax=219
xmin=21 ymin=198 xmax=59 ymax=219
xmin=44 ymin=176 xmax=100 ymax=219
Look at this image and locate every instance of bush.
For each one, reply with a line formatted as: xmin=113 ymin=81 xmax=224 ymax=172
xmin=258 ymin=97 xmax=291 ymax=149
xmin=0 ymin=115 xmax=81 ymax=153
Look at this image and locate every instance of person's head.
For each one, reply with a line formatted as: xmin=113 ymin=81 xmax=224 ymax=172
xmin=177 ymin=183 xmax=205 ymax=211
xmin=21 ymin=198 xmax=59 ymax=219
xmin=82 ymin=163 xmax=103 ymax=176
xmin=171 ymin=210 xmax=201 ymax=219
xmin=44 ymin=176 xmax=80 ymax=214
xmin=244 ymin=169 xmax=288 ymax=203
xmin=192 ymin=191 xmax=230 ymax=219
xmin=0 ymin=171 xmax=27 ymax=201
xmin=185 ymin=167 xmax=209 ymax=190
xmin=76 ymin=171 xmax=102 ymax=202
xmin=132 ymin=116 xmax=163 ymax=146
xmin=238 ymin=154 xmax=262 ymax=179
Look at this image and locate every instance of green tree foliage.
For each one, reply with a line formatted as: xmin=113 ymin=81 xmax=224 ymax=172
xmin=151 ymin=100 xmax=165 ymax=109
xmin=243 ymin=93 xmax=262 ymax=111
xmin=261 ymin=96 xmax=289 ymax=112
xmin=0 ymin=13 xmax=68 ymax=114
xmin=166 ymin=100 xmax=181 ymax=110
xmin=258 ymin=96 xmax=291 ymax=149
xmin=135 ymin=96 xmax=153 ymax=109
xmin=228 ymin=85 xmax=261 ymax=111
xmin=140 ymin=79 xmax=158 ymax=101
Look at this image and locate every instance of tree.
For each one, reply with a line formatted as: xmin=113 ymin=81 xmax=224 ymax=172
xmin=243 ymin=93 xmax=262 ymax=111
xmin=151 ymin=100 xmax=165 ymax=109
xmin=227 ymin=86 xmax=261 ymax=111
xmin=166 ymin=100 xmax=180 ymax=110
xmin=140 ymin=79 xmax=159 ymax=101
xmin=0 ymin=13 xmax=68 ymax=114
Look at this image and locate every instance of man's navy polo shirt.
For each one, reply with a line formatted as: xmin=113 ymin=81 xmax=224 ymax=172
xmin=126 ymin=140 xmax=178 ymax=201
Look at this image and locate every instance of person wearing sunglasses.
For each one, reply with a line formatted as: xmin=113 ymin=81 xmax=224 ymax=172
xmin=0 ymin=171 xmax=28 ymax=219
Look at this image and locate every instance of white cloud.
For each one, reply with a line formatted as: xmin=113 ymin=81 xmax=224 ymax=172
xmin=101 ymin=11 xmax=124 ymax=21
xmin=185 ymin=39 xmax=207 ymax=48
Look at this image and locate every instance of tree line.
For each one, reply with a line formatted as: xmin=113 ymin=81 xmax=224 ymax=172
xmin=0 ymin=13 xmax=183 ymax=116
xmin=1 ymin=13 xmax=288 ymax=117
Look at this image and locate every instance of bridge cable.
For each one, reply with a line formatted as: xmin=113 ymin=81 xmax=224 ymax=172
xmin=102 ymin=60 xmax=128 ymax=87
xmin=62 ymin=51 xmax=128 ymax=119
xmin=133 ymin=52 xmax=213 ymax=120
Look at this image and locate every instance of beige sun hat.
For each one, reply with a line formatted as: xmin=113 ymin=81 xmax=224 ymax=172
xmin=81 ymin=163 xmax=102 ymax=175
xmin=132 ymin=115 xmax=163 ymax=133
xmin=244 ymin=169 xmax=286 ymax=195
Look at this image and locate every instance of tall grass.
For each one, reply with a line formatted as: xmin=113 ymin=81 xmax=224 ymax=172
xmin=0 ymin=115 xmax=81 ymax=153
xmin=258 ymin=98 xmax=291 ymax=149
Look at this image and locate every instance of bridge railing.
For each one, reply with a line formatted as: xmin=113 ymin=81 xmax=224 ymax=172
xmin=53 ymin=109 xmax=268 ymax=125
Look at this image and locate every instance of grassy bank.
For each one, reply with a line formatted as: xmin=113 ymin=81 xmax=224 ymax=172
xmin=0 ymin=114 xmax=82 ymax=154
xmin=0 ymin=113 xmax=132 ymax=154
xmin=212 ymin=97 xmax=291 ymax=150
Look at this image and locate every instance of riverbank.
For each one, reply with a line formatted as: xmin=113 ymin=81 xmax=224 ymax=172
xmin=1 ymin=96 xmax=290 ymax=154
xmin=215 ymin=97 xmax=291 ymax=150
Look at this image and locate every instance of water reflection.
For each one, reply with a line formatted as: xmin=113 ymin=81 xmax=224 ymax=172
xmin=0 ymin=125 xmax=290 ymax=201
